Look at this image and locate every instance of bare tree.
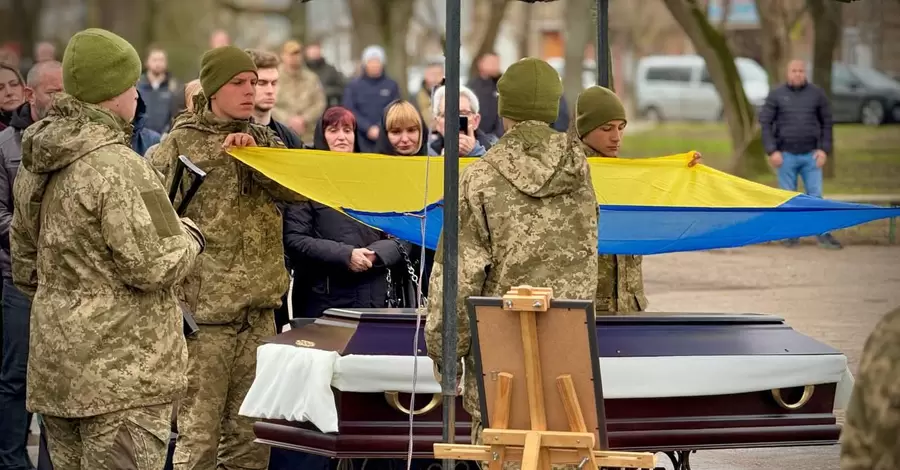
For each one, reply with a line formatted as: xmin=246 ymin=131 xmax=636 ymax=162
xmin=661 ymin=0 xmax=769 ymax=176
xmin=6 ymin=0 xmax=45 ymax=59
xmin=563 ymin=0 xmax=593 ymax=106
xmin=468 ymin=0 xmax=515 ymax=81
xmin=809 ymin=0 xmax=843 ymax=178
xmin=347 ymin=0 xmax=416 ymax=96
xmin=754 ymin=0 xmax=809 ymax=86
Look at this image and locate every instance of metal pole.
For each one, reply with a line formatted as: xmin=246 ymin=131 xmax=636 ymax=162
xmin=441 ymin=1 xmax=461 ymax=470
xmin=596 ymin=0 xmax=610 ymax=87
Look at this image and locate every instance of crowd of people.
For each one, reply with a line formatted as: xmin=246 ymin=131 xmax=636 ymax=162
xmin=0 ymin=23 xmax=888 ymax=470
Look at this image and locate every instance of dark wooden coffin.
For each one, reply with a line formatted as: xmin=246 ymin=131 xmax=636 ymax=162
xmin=252 ymin=309 xmax=844 ymax=458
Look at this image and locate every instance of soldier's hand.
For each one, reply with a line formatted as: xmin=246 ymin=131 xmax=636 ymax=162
xmin=222 ymin=133 xmax=257 ymax=148
xmin=688 ymin=151 xmax=702 ymax=167
xmin=349 ymin=248 xmax=375 ymax=272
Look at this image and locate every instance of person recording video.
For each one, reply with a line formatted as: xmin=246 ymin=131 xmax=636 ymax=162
xmin=427 ymin=83 xmax=497 ymax=157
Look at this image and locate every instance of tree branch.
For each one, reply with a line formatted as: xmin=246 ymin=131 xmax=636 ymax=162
xmin=217 ymin=0 xmax=290 ymax=15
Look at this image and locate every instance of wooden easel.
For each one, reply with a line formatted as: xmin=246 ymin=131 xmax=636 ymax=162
xmin=434 ymin=287 xmax=656 ymax=470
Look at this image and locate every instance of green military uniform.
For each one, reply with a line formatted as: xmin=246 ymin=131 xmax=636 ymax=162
xmin=573 ymin=86 xmax=648 ymax=316
xmin=150 ymin=46 xmax=306 ymax=470
xmin=272 ymin=64 xmax=326 ymax=143
xmin=840 ymin=305 xmax=900 ymax=469
xmin=424 ymin=58 xmax=599 ymax=448
xmin=595 ymin=254 xmax=648 ymax=314
xmin=11 ymin=28 xmax=205 ymax=469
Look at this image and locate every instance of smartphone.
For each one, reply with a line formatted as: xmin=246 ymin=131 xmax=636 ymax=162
xmin=459 ymin=116 xmax=469 ymax=133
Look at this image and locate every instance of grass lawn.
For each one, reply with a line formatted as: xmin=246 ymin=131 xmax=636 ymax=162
xmin=621 ymin=122 xmax=900 ymax=244
xmin=621 ymin=122 xmax=900 ymax=196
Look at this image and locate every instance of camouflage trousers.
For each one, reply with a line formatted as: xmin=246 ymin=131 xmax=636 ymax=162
xmin=173 ymin=308 xmax=275 ymax=470
xmin=470 ymin=418 xmax=576 ymax=470
xmin=41 ymin=403 xmax=172 ymax=470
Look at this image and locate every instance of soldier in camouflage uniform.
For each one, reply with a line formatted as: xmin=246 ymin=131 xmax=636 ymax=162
xmin=272 ymin=40 xmax=326 ymax=143
xmin=10 ymin=28 xmax=205 ymax=469
xmin=840 ymin=305 xmax=900 ymax=469
xmin=150 ymin=46 xmax=306 ymax=470
xmin=571 ymin=86 xmax=648 ymax=315
xmin=424 ymin=58 xmax=599 ymax=447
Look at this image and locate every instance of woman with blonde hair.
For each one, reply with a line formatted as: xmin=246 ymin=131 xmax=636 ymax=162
xmin=374 ymin=99 xmax=428 ymax=156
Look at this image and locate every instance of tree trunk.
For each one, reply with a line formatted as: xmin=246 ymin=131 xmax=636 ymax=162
xmin=809 ymin=0 xmax=842 ymax=178
xmin=564 ymin=0 xmax=593 ymax=106
xmin=288 ymin=1 xmax=308 ymax=43
xmin=662 ymin=0 xmax=769 ymax=177
xmin=10 ymin=0 xmax=44 ymax=59
xmin=469 ymin=0 xmax=514 ymax=82
xmin=152 ymin=0 xmax=217 ymax=80
xmin=518 ymin=2 xmax=533 ymax=59
xmin=754 ymin=0 xmax=807 ymax=87
xmin=348 ymin=0 xmax=415 ymax=97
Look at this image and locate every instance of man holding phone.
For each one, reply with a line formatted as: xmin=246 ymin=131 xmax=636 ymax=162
xmin=428 ymin=83 xmax=498 ymax=157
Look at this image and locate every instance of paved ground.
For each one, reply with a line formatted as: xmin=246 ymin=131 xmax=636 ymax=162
xmin=26 ymin=243 xmax=900 ymax=469
xmin=642 ymin=243 xmax=900 ymax=469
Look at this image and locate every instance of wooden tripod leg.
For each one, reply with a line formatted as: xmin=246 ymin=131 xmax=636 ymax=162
xmin=488 ymin=372 xmax=514 ymax=470
xmin=556 ymin=375 xmax=588 ymax=433
xmin=519 ymin=311 xmax=547 ymax=431
xmin=520 ymin=432 xmax=543 ymax=470
xmin=557 ymin=375 xmax=599 ymax=469
xmin=493 ymin=372 xmax=514 ymax=429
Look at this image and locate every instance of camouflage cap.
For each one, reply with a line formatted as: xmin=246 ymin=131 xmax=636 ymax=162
xmin=575 ymin=86 xmax=626 ymax=138
xmin=497 ymin=58 xmax=562 ymax=124
xmin=199 ymin=46 xmax=258 ymax=98
xmin=62 ymin=28 xmax=141 ymax=104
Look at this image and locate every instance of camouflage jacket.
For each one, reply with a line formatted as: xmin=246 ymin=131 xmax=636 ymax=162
xmin=150 ymin=94 xmax=306 ymax=324
xmin=272 ymin=65 xmax=327 ymax=143
xmin=11 ymin=93 xmax=204 ymax=417
xmin=565 ymin=129 xmax=648 ymax=315
xmin=596 ymin=255 xmax=648 ymax=315
xmin=425 ymin=120 xmax=599 ymax=420
xmin=840 ymin=306 xmax=900 ymax=469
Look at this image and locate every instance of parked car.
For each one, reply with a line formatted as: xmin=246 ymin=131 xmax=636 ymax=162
xmin=825 ymin=62 xmax=900 ymax=125
xmin=634 ymin=55 xmax=769 ymax=121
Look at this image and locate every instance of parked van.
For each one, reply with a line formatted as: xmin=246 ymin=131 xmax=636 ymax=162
xmin=634 ymin=55 xmax=769 ymax=121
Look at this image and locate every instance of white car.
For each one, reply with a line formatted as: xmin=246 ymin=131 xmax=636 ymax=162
xmin=634 ymin=55 xmax=769 ymax=121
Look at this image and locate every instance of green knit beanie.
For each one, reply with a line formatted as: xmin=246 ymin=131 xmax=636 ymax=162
xmin=200 ymin=46 xmax=258 ymax=98
xmin=575 ymin=86 xmax=627 ymax=138
xmin=497 ymin=58 xmax=562 ymax=124
xmin=62 ymin=28 xmax=141 ymax=104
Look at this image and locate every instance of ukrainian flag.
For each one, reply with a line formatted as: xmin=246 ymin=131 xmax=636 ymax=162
xmin=228 ymin=147 xmax=900 ymax=255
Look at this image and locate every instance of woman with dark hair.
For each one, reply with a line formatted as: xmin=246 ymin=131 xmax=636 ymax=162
xmin=282 ymin=106 xmax=414 ymax=322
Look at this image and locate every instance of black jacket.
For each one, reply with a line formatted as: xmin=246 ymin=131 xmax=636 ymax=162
xmin=759 ymin=82 xmax=833 ymax=155
xmin=265 ymin=118 xmax=304 ymax=149
xmin=307 ymin=58 xmax=347 ymax=108
xmin=468 ymin=75 xmax=503 ymax=137
xmin=283 ymin=115 xmax=409 ymax=317
xmin=0 ymin=103 xmax=33 ymax=278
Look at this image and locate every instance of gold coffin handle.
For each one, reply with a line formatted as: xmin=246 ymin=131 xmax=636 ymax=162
xmin=771 ymin=385 xmax=815 ymax=410
xmin=384 ymin=391 xmax=442 ymax=416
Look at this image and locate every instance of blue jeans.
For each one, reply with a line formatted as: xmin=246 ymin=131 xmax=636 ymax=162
xmin=0 ymin=278 xmax=34 ymax=470
xmin=777 ymin=151 xmax=823 ymax=198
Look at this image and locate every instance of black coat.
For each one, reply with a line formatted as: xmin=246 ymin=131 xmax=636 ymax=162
xmin=468 ymin=75 xmax=503 ymax=137
xmin=759 ymin=82 xmax=833 ymax=155
xmin=283 ymin=113 xmax=410 ymax=317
